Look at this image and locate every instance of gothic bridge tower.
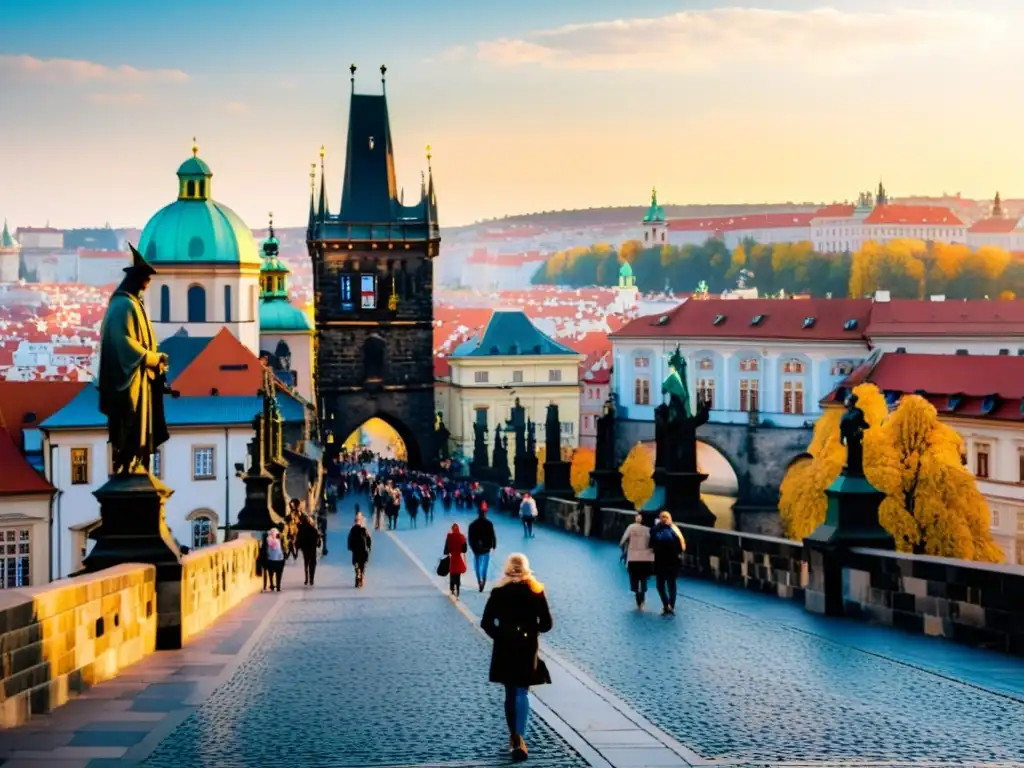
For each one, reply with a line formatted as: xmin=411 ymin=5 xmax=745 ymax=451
xmin=307 ymin=65 xmax=439 ymax=468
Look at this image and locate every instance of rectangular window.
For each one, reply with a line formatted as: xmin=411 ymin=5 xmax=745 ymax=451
xmin=583 ymin=415 xmax=590 ymax=430
xmin=739 ymin=379 xmax=759 ymax=412
xmin=975 ymin=444 xmax=990 ymax=479
xmin=192 ymin=517 xmax=215 ymax=550
xmin=360 ymin=274 xmax=377 ymax=310
xmin=1018 ymin=512 xmax=1024 ymax=533
xmin=1016 ymin=540 xmax=1024 ymax=567
xmin=474 ymin=408 xmax=488 ymax=426
xmin=634 ymin=356 xmax=650 ymax=369
xmin=0 ymin=528 xmax=31 ymax=589
xmin=560 ymin=421 xmax=574 ymax=436
xmin=71 ymin=448 xmax=90 ymax=485
xmin=548 ymin=369 xmax=562 ymax=383
xmin=224 ymin=285 xmax=232 ymax=323
xmin=474 ymin=370 xmax=489 ymax=383
xmin=151 ymin=450 xmax=162 ymax=479
xmin=992 ymin=509 xmax=1000 ymax=528
xmin=340 ymin=275 xmax=354 ymax=311
xmin=1018 ymin=449 xmax=1024 ymax=483
xmin=697 ymin=378 xmax=715 ymax=409
xmin=783 ymin=381 xmax=804 ymax=415
xmin=512 ymin=370 xmax=523 ymax=383
xmin=634 ymin=377 xmax=650 ymax=405
xmin=193 ymin=446 xmax=216 ymax=480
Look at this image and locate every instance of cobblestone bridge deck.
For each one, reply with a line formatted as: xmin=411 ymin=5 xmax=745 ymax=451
xmin=3 ymin=495 xmax=1024 ymax=767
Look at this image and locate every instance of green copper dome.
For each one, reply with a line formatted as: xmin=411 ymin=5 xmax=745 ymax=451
xmin=138 ymin=146 xmax=259 ymax=266
xmin=260 ymin=298 xmax=312 ymax=333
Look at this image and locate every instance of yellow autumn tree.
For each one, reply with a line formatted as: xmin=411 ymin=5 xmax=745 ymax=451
xmin=620 ymin=442 xmax=655 ymax=510
xmin=999 ymin=290 xmax=1017 ymax=301
xmin=779 ymin=383 xmax=890 ymax=539
xmin=619 ymin=240 xmax=644 ymax=264
xmin=570 ymin=447 xmax=596 ymax=494
xmin=867 ymin=395 xmax=1002 ymax=562
xmin=536 ymin=446 xmax=546 ymax=484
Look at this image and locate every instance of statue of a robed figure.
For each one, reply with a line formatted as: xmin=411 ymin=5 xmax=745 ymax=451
xmin=98 ymin=245 xmax=173 ymax=475
xmin=508 ymin=398 xmax=537 ymax=490
xmin=536 ymin=402 xmax=573 ymax=498
xmin=83 ymin=245 xmax=185 ymax=650
xmin=643 ymin=347 xmax=715 ymax=525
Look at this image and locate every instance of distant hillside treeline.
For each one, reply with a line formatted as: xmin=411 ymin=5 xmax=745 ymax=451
xmin=477 ymin=204 xmax=817 ymax=229
xmin=532 ymin=239 xmax=1024 ymax=300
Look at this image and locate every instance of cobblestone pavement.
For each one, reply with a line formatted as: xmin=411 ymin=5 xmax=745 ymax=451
xmin=394 ymin=501 xmax=1024 ymax=766
xmin=137 ymin=510 xmax=592 ymax=768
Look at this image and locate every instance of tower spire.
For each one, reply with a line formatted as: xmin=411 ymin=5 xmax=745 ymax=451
xmin=994 ymin=191 xmax=1004 ymax=218
xmin=307 ymin=162 xmax=316 ymax=235
xmin=318 ymin=145 xmax=327 ymax=221
xmin=426 ymin=144 xmax=438 ymax=228
xmin=268 ymin=210 xmax=275 ymax=240
xmin=191 ymin=136 xmax=199 ymax=157
xmin=350 ymin=63 xmax=357 ymax=93
xmin=380 ymin=64 xmax=387 ymax=94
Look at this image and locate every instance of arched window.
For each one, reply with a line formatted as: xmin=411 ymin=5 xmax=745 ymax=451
xmin=782 ymin=359 xmax=804 ymax=374
xmin=186 ymin=510 xmax=218 ymax=549
xmin=363 ymin=335 xmax=386 ymax=382
xmin=831 ymin=360 xmax=854 ymax=377
xmin=224 ymin=285 xmax=232 ymax=322
xmin=187 ymin=285 xmax=206 ymax=322
xmin=159 ymin=285 xmax=170 ymax=323
xmin=198 ymin=180 xmax=206 ymax=198
xmin=186 ymin=180 xmax=196 ymax=198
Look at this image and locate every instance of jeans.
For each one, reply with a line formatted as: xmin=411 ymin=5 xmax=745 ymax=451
xmin=474 ymin=552 xmax=490 ymax=584
xmin=627 ymin=561 xmax=651 ymax=594
xmin=655 ymin=564 xmax=678 ymax=609
xmin=267 ymin=559 xmax=284 ymax=591
xmin=504 ymin=686 xmax=530 ymax=736
xmin=522 ymin=517 xmax=534 ymax=537
xmin=302 ymin=549 xmax=317 ymax=585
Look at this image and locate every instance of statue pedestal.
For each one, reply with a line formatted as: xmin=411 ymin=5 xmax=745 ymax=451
xmin=641 ymin=469 xmax=715 ymax=526
xmin=267 ymin=459 xmax=291 ymax=518
xmin=804 ymin=470 xmax=894 ymax=617
xmin=514 ymin=454 xmax=538 ymax=491
xmin=590 ymin=467 xmax=626 ymax=507
xmin=83 ymin=473 xmax=184 ymax=650
xmin=234 ymin=472 xmax=285 ymax=532
xmin=540 ymin=460 xmax=573 ymax=498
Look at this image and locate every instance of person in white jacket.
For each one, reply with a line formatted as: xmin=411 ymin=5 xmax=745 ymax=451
xmin=519 ymin=493 xmax=538 ymax=538
xmin=619 ymin=513 xmax=655 ymax=609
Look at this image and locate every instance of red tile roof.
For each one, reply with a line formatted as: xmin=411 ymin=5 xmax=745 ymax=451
xmin=434 ymin=356 xmax=451 ymax=379
xmin=668 ymin=212 xmax=815 ymax=233
xmin=0 ymin=381 xmax=87 ymax=445
xmin=863 ymin=205 xmax=964 ymax=226
xmin=585 ymin=367 xmax=611 ymax=384
xmin=173 ymin=329 xmax=286 ymax=397
xmin=78 ymin=249 xmax=127 ymax=259
xmin=968 ymin=218 xmax=1018 ymax=234
xmin=611 ymin=298 xmax=873 ymax=342
xmin=813 ymin=204 xmax=856 ymax=219
xmin=866 ymin=299 xmax=1024 ymax=337
xmin=0 ymin=429 xmax=52 ymax=496
xmin=827 ymin=352 xmax=1024 ymax=421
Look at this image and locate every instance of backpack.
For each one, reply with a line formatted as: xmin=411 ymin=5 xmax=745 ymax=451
xmin=653 ymin=525 xmax=678 ymax=546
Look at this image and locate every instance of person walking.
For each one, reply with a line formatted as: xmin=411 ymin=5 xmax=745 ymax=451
xmin=619 ymin=512 xmax=654 ymax=609
xmin=650 ymin=511 xmax=686 ymax=615
xmin=347 ymin=511 xmax=372 ymax=588
xmin=468 ymin=504 xmax=497 ymax=592
xmin=481 ymin=553 xmax=553 ymax=763
xmin=297 ymin=513 xmax=322 ymax=587
xmin=519 ymin=493 xmax=538 ymax=538
xmin=443 ymin=523 xmax=468 ymax=599
xmin=258 ymin=530 xmax=271 ymax=592
xmin=265 ymin=527 xmax=286 ymax=592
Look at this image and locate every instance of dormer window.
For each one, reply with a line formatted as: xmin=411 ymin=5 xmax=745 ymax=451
xmin=369 ymin=136 xmax=375 ymax=150
xmin=947 ymin=394 xmax=963 ymax=412
xmin=844 ymin=319 xmax=858 ymax=330
xmin=751 ymin=314 xmax=765 ymax=326
xmin=802 ymin=317 xmax=816 ymax=329
xmin=981 ymin=395 xmax=997 ymax=415
xmin=712 ymin=314 xmax=726 ymax=326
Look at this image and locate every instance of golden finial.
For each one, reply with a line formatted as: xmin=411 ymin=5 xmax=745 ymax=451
xmin=320 ymin=144 xmax=325 ymax=160
xmin=310 ymin=162 xmax=316 ymax=189
xmin=191 ymin=137 xmax=198 ymax=157
xmin=426 ymin=144 xmax=432 ymax=167
xmin=651 ymin=185 xmax=657 ymax=201
xmin=268 ymin=211 xmax=274 ymax=226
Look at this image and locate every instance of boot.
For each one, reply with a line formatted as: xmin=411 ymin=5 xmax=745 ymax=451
xmin=511 ymin=734 xmax=528 ymax=762
xmin=635 ymin=592 xmax=643 ymax=609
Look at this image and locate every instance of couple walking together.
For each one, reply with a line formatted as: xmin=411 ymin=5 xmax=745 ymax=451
xmin=439 ymin=504 xmax=498 ymax=596
xmin=620 ymin=510 xmax=686 ymax=614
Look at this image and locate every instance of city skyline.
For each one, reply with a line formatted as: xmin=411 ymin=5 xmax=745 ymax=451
xmin=2 ymin=0 xmax=1022 ymax=230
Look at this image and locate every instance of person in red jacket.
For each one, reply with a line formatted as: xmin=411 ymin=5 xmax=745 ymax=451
xmin=444 ymin=523 xmax=469 ymax=599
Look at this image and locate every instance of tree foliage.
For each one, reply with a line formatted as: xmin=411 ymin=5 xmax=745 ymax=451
xmin=536 ymin=446 xmax=546 ymax=484
xmin=779 ymin=386 xmax=1002 ymax=562
xmin=619 ymin=442 xmax=655 ymax=510
xmin=531 ymin=235 xmax=1022 ymax=300
xmin=570 ymin=447 xmax=596 ymax=494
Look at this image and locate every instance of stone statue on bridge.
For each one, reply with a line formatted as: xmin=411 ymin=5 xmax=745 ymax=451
xmin=507 ymin=398 xmax=527 ymax=457
xmin=434 ymin=411 xmax=451 ymax=462
xmin=840 ymin=393 xmax=869 ymax=477
xmin=662 ymin=347 xmax=693 ymax=422
xmin=98 ymin=244 xmax=174 ymax=476
xmin=545 ymin=402 xmax=561 ymax=460
xmin=661 ymin=347 xmax=708 ymax=473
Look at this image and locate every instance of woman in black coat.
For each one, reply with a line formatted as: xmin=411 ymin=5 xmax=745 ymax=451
xmin=346 ymin=511 xmax=372 ymax=588
xmin=481 ymin=553 xmax=553 ymax=763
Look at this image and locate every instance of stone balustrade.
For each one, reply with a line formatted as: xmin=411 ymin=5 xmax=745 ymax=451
xmin=180 ymin=537 xmax=262 ymax=646
xmin=540 ymin=497 xmax=1024 ymax=657
xmin=0 ymin=564 xmax=156 ymax=728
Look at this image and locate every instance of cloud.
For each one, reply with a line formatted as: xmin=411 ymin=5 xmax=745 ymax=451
xmin=88 ymin=92 xmax=147 ymax=105
xmin=443 ymin=7 xmax=1003 ymax=72
xmin=224 ymin=100 xmax=249 ymax=114
xmin=0 ymin=54 xmax=188 ymax=84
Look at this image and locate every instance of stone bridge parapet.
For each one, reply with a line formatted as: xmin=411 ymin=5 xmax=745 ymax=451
xmin=180 ymin=537 xmax=262 ymax=646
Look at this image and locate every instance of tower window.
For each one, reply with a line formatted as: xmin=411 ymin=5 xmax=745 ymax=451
xmin=340 ymin=274 xmax=354 ymax=311
xmin=360 ymin=274 xmax=377 ymax=310
xmin=187 ymin=284 xmax=206 ymax=322
xmin=198 ymin=180 xmax=206 ymax=198
xmin=159 ymin=285 xmax=170 ymax=323
xmin=186 ymin=180 xmax=196 ymax=198
xmin=224 ymin=285 xmax=232 ymax=323
xmin=369 ymin=136 xmax=375 ymax=150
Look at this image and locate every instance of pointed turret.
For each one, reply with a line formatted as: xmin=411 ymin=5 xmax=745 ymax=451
xmin=643 ymin=186 xmax=665 ymax=223
xmin=317 ymin=145 xmax=328 ymax=223
xmin=426 ymin=144 xmax=439 ymax=232
xmin=876 ymin=181 xmax=888 ymax=207
xmin=307 ymin=163 xmax=317 ymax=237
xmin=0 ymin=218 xmax=17 ymax=250
xmin=338 ymin=67 xmax=399 ymax=223
xmin=993 ymin=191 xmax=1004 ymax=218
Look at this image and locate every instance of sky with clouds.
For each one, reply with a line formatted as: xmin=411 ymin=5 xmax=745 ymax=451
xmin=1 ymin=0 xmax=1021 ymax=230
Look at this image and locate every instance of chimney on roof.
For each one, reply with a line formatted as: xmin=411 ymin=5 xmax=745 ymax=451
xmin=874 ymin=290 xmax=891 ymax=303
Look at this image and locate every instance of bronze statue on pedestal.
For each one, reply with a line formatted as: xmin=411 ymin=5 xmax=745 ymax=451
xmin=840 ymin=393 xmax=869 ymax=477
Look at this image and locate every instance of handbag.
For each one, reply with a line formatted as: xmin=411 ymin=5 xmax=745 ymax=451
xmin=436 ymin=555 xmax=450 ymax=577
